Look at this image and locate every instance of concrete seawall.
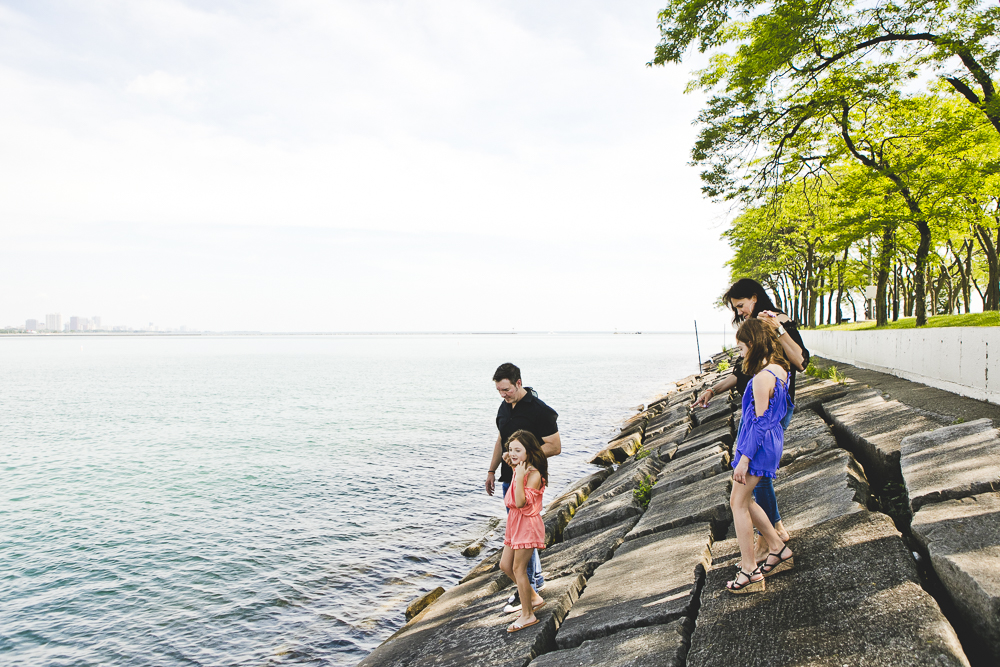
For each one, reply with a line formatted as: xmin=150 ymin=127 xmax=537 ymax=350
xmin=360 ymin=353 xmax=1000 ymax=667
xmin=807 ymin=327 xmax=1000 ymax=405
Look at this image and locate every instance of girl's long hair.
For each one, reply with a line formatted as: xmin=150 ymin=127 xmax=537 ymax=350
xmin=505 ymin=430 xmax=549 ymax=487
xmin=724 ymin=278 xmax=780 ymax=325
xmin=736 ymin=318 xmax=791 ymax=378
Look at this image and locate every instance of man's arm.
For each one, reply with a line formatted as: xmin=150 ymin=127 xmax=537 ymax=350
xmin=485 ymin=433 xmax=503 ymax=496
xmin=541 ymin=431 xmax=561 ymax=458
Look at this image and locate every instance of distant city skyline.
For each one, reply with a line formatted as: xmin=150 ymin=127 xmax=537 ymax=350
xmin=14 ymin=312 xmax=188 ymax=333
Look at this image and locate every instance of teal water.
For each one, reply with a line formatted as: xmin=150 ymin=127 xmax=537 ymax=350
xmin=0 ymin=333 xmax=726 ymax=666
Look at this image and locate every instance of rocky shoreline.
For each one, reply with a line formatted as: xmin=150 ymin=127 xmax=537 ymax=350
xmin=360 ymin=351 xmax=1000 ymax=667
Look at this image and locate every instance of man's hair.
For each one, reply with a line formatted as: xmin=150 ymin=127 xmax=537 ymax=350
xmin=493 ymin=362 xmax=521 ymax=385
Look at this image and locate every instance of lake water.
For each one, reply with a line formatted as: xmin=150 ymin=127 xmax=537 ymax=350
xmin=0 ymin=332 xmax=727 ymax=666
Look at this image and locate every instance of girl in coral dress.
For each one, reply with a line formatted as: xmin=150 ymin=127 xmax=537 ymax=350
xmin=499 ymin=429 xmax=548 ymax=633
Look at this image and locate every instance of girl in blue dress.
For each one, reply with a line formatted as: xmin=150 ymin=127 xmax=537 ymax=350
xmin=726 ymin=318 xmax=795 ymax=594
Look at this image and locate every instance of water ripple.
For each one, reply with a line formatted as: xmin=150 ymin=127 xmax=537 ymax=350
xmin=1 ymin=333 xmax=726 ymax=666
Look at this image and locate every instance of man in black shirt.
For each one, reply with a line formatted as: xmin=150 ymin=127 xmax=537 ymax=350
xmin=485 ymin=362 xmax=561 ymax=612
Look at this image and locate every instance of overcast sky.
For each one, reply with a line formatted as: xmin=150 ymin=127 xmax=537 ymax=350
xmin=0 ymin=0 xmax=735 ymax=332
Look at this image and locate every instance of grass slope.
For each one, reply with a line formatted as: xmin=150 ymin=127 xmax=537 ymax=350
xmin=811 ymin=312 xmax=1000 ymax=331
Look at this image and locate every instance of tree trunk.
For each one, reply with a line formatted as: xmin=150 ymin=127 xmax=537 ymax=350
xmin=974 ymin=223 xmax=1000 ymax=311
xmin=835 ymin=246 xmax=848 ymax=323
xmin=914 ymin=221 xmax=931 ymax=326
xmin=875 ymin=225 xmax=894 ymax=326
xmin=892 ymin=262 xmax=900 ymax=321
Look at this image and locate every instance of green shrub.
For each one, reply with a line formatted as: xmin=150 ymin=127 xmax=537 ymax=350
xmin=633 ymin=474 xmax=656 ymax=509
xmin=717 ymin=360 xmax=730 ymax=372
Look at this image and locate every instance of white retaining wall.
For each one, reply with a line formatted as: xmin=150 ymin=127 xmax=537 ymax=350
xmin=806 ymin=327 xmax=1000 ymax=405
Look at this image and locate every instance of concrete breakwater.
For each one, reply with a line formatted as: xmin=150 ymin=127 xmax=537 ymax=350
xmin=360 ymin=351 xmax=1000 ymax=667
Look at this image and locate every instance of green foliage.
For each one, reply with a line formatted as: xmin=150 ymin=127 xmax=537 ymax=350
xmin=634 ymin=444 xmax=651 ymax=460
xmin=806 ymin=362 xmax=846 ymax=384
xmin=633 ymin=474 xmax=656 ymax=509
xmin=717 ymin=360 xmax=730 ymax=372
xmin=650 ymin=0 xmax=1000 ymax=323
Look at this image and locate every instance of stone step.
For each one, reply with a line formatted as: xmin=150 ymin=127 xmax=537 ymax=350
xmin=530 ymin=619 xmax=691 ymax=667
xmin=554 ymin=522 xmax=712 ymax=650
xmin=643 ymin=423 xmax=692 ymax=456
xmin=651 ymin=446 xmax=730 ymax=498
xmin=625 ymin=473 xmax=730 ymax=542
xmin=819 ymin=388 xmax=941 ymax=482
xmin=900 ymin=418 xmax=1000 ymax=512
xmin=359 ymin=570 xmax=586 ymax=667
xmin=644 ymin=416 xmax=692 ymax=443
xmin=540 ymin=516 xmax=639 ymax=582
xmin=589 ymin=431 xmax=642 ymax=466
xmin=791 ymin=376 xmax=853 ymax=412
xmin=775 ymin=448 xmax=869 ymax=532
xmin=563 ymin=490 xmax=646 ymax=542
xmin=910 ymin=491 xmax=1000 ymax=662
xmin=688 ymin=511 xmax=969 ymax=667
xmin=690 ymin=392 xmax=734 ymax=426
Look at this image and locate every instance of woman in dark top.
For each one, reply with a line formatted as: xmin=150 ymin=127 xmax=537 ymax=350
xmin=692 ymin=278 xmax=810 ymax=562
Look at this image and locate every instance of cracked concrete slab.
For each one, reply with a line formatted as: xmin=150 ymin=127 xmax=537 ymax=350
xmin=555 ymin=522 xmax=711 ymax=650
xmin=820 ymin=388 xmax=939 ymax=482
xmin=531 ymin=619 xmax=691 ymax=667
xmin=540 ymin=516 xmax=639 ymax=582
xmin=359 ymin=572 xmax=586 ymax=667
xmin=690 ymin=393 xmax=734 ymax=426
xmin=563 ymin=490 xmax=646 ymax=542
xmin=689 ymin=511 xmax=970 ymax=667
xmin=626 ymin=473 xmax=729 ymax=542
xmin=774 ymin=448 xmax=869 ymax=533
xmin=651 ymin=446 xmax=729 ymax=498
xmin=900 ymin=418 xmax=1000 ymax=512
xmin=911 ymin=491 xmax=1000 ymax=662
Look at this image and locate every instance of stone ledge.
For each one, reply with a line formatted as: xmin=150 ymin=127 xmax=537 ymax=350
xmin=900 ymin=418 xmax=1000 ymax=512
xmin=688 ymin=511 xmax=969 ymax=667
xmin=530 ymin=619 xmax=691 ymax=667
xmin=555 ymin=522 xmax=711 ymax=650
xmin=625 ymin=473 xmax=729 ymax=542
xmin=911 ymin=491 xmax=1000 ymax=662
xmin=820 ymin=388 xmax=939 ymax=483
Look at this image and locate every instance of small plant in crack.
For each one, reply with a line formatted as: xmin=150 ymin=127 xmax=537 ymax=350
xmin=633 ymin=474 xmax=656 ymax=509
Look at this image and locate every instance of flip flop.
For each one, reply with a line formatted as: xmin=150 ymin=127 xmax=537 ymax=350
xmin=507 ymin=618 xmax=540 ymax=633
xmin=532 ymin=600 xmax=546 ymax=611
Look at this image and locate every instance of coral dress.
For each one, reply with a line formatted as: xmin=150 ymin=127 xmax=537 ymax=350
xmin=732 ymin=368 xmax=788 ymax=479
xmin=504 ymin=469 xmax=546 ymax=550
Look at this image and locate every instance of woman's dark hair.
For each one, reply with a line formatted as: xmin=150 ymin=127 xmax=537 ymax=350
xmin=735 ymin=318 xmax=790 ymax=378
xmin=724 ymin=278 xmax=779 ymax=325
xmin=505 ymin=430 xmax=549 ymax=487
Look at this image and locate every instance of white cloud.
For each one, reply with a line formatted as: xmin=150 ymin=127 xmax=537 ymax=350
xmin=126 ymin=70 xmax=192 ymax=99
xmin=0 ymin=0 xmax=734 ymax=331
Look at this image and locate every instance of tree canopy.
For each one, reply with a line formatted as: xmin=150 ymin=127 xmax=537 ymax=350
xmin=651 ymin=0 xmax=1000 ymax=324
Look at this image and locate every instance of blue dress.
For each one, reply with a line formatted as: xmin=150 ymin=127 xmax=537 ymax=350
xmin=731 ymin=368 xmax=788 ymax=479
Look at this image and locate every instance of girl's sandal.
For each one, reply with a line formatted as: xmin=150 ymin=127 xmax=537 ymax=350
xmin=726 ymin=566 xmax=765 ymax=594
xmin=759 ymin=546 xmax=794 ymax=578
xmin=507 ymin=618 xmax=540 ymax=633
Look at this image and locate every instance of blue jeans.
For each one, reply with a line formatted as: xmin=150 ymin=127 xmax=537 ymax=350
xmin=502 ymin=482 xmax=544 ymax=591
xmin=753 ymin=477 xmax=781 ymax=525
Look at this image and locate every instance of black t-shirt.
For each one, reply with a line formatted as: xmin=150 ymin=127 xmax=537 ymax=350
xmin=496 ymin=387 xmax=559 ymax=483
xmin=732 ymin=320 xmax=810 ymax=402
